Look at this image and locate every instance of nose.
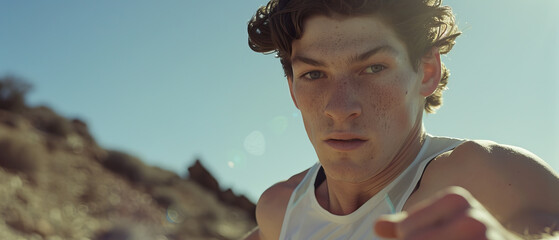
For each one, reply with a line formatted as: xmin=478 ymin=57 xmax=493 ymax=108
xmin=324 ymin=78 xmax=362 ymax=123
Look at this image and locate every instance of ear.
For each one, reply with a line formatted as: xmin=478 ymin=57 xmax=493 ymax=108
xmin=287 ymin=76 xmax=299 ymax=109
xmin=419 ymin=47 xmax=442 ymax=97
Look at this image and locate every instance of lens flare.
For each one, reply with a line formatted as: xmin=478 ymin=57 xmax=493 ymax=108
xmin=227 ymin=149 xmax=247 ymax=168
xmin=244 ymin=130 xmax=266 ymax=156
xmin=166 ymin=205 xmax=185 ymax=224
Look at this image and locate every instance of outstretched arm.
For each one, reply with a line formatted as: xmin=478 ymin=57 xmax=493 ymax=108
xmin=375 ymin=141 xmax=559 ymax=239
xmin=375 ymin=187 xmax=559 ymax=240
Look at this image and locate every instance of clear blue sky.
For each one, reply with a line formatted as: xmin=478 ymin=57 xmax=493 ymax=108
xmin=1 ymin=0 xmax=557 ymax=202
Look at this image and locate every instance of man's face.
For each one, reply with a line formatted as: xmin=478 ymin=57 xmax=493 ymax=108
xmin=288 ymin=15 xmax=435 ymax=182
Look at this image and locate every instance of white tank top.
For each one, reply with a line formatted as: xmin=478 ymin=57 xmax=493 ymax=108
xmin=278 ymin=134 xmax=465 ymax=240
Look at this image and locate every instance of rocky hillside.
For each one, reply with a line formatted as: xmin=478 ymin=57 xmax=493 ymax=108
xmin=0 ymin=76 xmax=256 ymax=240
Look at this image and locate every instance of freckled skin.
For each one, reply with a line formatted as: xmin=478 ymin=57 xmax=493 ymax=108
xmin=288 ymin=15 xmax=425 ymax=184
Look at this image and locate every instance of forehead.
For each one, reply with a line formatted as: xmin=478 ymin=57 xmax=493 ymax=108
xmin=291 ymin=15 xmax=406 ymax=61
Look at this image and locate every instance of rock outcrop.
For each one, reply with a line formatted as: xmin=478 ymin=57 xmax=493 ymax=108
xmin=188 ymin=160 xmax=256 ymax=221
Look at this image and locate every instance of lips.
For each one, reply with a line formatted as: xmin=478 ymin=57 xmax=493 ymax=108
xmin=324 ymin=133 xmax=368 ymax=151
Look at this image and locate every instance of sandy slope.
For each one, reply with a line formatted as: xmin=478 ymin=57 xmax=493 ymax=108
xmin=0 ymin=108 xmax=255 ymax=240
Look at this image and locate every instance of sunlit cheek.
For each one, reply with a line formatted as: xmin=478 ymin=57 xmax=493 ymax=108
xmin=366 ymin=80 xmax=409 ymax=132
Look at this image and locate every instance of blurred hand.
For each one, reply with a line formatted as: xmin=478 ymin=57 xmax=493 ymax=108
xmin=374 ymin=187 xmax=520 ymax=240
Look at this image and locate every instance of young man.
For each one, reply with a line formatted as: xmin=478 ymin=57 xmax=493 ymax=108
xmin=244 ymin=0 xmax=559 ymax=239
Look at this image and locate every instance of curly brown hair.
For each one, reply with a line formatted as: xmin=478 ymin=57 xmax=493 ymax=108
xmin=247 ymin=0 xmax=460 ymax=113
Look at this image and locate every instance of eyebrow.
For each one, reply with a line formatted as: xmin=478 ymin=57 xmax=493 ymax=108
xmin=291 ymin=45 xmax=398 ymax=67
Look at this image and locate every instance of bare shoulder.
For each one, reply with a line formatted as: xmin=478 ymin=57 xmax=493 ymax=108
xmin=440 ymin=140 xmax=559 ymax=192
xmin=253 ymin=168 xmax=309 ymax=240
xmin=408 ymin=140 xmax=559 ymax=229
xmin=428 ymin=140 xmax=558 ymax=181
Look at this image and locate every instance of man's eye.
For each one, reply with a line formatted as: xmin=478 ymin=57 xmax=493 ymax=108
xmin=364 ymin=64 xmax=386 ymax=74
xmin=303 ymin=71 xmax=324 ymax=80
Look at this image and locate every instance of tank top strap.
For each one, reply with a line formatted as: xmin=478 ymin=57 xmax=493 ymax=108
xmin=388 ymin=134 xmax=466 ymax=211
xmin=279 ymin=162 xmax=321 ymax=239
xmin=292 ymin=162 xmax=321 ymax=204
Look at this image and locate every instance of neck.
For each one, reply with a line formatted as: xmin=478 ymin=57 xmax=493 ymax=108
xmin=319 ymin=121 xmax=426 ymax=215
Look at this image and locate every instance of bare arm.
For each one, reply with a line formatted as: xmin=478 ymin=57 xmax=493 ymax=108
xmin=377 ymin=141 xmax=559 ymax=239
xmin=466 ymin=141 xmax=559 ymax=236
xmin=242 ymin=169 xmax=308 ymax=240
xmin=375 ymin=187 xmax=559 ymax=240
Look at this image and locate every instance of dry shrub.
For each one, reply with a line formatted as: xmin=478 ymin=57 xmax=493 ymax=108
xmin=150 ymin=185 xmax=182 ymax=208
xmin=0 ymin=136 xmax=43 ymax=178
xmin=0 ymin=75 xmax=31 ymax=113
xmin=102 ymin=150 xmax=180 ymax=188
xmin=44 ymin=135 xmax=66 ymax=153
xmin=93 ymin=222 xmax=166 ymax=240
xmin=0 ymin=110 xmax=28 ymax=129
xmin=94 ymin=226 xmax=133 ymax=240
xmin=43 ymin=115 xmax=72 ymax=137
xmin=102 ymin=150 xmax=146 ymax=183
xmin=26 ymin=106 xmax=73 ymax=137
xmin=142 ymin=166 xmax=180 ymax=187
xmin=71 ymin=118 xmax=95 ymax=143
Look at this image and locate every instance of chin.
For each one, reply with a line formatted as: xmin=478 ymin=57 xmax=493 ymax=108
xmin=320 ymin=157 xmax=377 ymax=183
